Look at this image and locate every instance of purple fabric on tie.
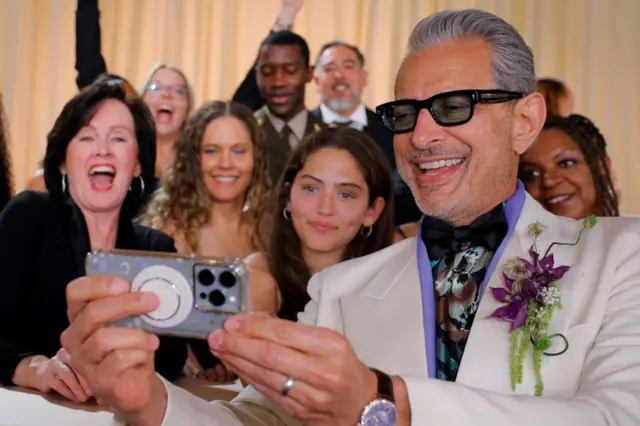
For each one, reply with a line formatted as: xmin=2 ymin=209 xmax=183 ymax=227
xmin=417 ymin=180 xmax=527 ymax=379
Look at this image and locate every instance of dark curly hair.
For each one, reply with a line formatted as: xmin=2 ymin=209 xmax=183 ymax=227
xmin=43 ymin=77 xmax=157 ymax=217
xmin=258 ymin=127 xmax=396 ymax=321
xmin=144 ymin=101 xmax=270 ymax=253
xmin=0 ymin=92 xmax=13 ymax=211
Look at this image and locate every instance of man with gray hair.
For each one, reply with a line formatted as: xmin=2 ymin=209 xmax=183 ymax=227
xmin=61 ymin=9 xmax=640 ymax=426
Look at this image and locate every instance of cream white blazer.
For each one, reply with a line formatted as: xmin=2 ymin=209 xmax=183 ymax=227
xmin=159 ymin=195 xmax=640 ymax=425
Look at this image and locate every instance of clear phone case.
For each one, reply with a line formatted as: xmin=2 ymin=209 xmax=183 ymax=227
xmin=85 ymin=249 xmax=249 ymax=339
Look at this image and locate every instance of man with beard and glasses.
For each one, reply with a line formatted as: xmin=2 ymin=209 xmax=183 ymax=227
xmin=312 ymin=41 xmax=422 ymax=227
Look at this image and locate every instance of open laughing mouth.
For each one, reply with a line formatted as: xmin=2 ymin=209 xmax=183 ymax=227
xmin=89 ymin=164 xmax=116 ymax=191
xmin=415 ymin=158 xmax=466 ymax=186
xmin=156 ymin=105 xmax=174 ymax=124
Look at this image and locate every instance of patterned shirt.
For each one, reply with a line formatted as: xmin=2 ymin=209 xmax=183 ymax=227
xmin=432 ymin=245 xmax=495 ymax=381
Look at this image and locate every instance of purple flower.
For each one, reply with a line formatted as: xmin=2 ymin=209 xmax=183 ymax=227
xmin=489 ymin=293 xmax=528 ymax=332
xmin=489 ymin=247 xmax=570 ymax=333
xmin=522 ymin=247 xmax=570 ymax=285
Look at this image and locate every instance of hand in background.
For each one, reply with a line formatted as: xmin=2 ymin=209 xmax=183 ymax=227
xmin=22 ymin=348 xmax=93 ymax=402
xmin=196 ymin=364 xmax=237 ymax=383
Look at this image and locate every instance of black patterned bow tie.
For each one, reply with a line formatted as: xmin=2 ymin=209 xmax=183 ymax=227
xmin=421 ymin=205 xmax=508 ymax=261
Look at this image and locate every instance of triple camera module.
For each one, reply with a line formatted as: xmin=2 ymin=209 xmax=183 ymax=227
xmin=194 ymin=265 xmax=238 ymax=310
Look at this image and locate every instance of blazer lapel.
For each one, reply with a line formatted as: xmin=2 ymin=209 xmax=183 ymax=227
xmin=304 ymin=111 xmax=324 ymax=136
xmin=454 ymin=226 xmax=531 ymax=392
xmin=340 ymin=242 xmax=428 ymax=376
xmin=456 ymin=195 xmax=586 ymax=395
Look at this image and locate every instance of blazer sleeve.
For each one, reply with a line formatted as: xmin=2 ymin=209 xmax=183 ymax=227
xmin=155 ymin=272 xmax=326 ymax=425
xmin=144 ymin=231 xmax=190 ymax=382
xmin=399 ymin=228 xmax=640 ymax=426
xmin=0 ymin=192 xmax=48 ymax=385
xmin=75 ymin=0 xmax=107 ymax=90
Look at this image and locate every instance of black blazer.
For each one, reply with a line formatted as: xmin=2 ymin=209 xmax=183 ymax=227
xmin=254 ymin=108 xmax=325 ymax=184
xmin=0 ymin=191 xmax=187 ymax=386
xmin=310 ymin=106 xmax=422 ymax=226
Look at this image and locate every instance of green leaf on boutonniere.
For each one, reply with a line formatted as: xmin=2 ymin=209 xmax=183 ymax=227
xmin=491 ymin=217 xmax=597 ymax=396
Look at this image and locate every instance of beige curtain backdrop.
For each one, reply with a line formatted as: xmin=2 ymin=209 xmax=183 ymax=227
xmin=1 ymin=0 xmax=639 ymax=213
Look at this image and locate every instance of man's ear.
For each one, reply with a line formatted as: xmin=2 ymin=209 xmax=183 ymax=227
xmin=512 ymin=92 xmax=546 ymax=155
xmin=361 ymin=68 xmax=369 ymax=88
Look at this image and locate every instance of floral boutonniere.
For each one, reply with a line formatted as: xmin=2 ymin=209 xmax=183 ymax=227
xmin=488 ymin=215 xmax=597 ymax=396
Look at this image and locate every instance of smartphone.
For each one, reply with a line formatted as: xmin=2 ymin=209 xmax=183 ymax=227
xmin=85 ymin=249 xmax=249 ymax=339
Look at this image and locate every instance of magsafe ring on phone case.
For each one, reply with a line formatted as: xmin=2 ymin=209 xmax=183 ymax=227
xmin=130 ymin=265 xmax=193 ymax=328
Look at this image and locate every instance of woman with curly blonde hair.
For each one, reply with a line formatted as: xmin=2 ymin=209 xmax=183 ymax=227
xmin=144 ymin=100 xmax=269 ymax=254
xmin=144 ymin=100 xmax=270 ymax=381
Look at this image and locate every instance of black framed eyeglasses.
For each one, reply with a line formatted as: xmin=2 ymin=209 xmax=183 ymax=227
xmin=375 ymin=89 xmax=524 ymax=134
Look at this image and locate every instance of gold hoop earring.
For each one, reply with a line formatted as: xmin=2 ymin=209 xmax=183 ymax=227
xmin=360 ymin=225 xmax=372 ymax=238
xmin=283 ymin=207 xmax=291 ymax=221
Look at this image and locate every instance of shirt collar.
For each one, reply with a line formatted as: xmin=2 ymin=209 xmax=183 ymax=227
xmin=320 ymin=102 xmax=368 ymax=128
xmin=264 ymin=108 xmax=308 ymax=140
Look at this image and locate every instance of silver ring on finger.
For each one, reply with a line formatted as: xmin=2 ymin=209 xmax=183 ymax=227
xmin=282 ymin=377 xmax=295 ymax=397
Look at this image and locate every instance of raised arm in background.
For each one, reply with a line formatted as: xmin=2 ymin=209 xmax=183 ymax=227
xmin=75 ymin=0 xmax=107 ymax=90
xmin=232 ymin=0 xmax=303 ymax=111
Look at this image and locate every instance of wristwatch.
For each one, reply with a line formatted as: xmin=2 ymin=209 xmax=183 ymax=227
xmin=359 ymin=368 xmax=397 ymax=426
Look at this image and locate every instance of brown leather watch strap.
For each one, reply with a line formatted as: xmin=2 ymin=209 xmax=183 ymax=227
xmin=370 ymin=368 xmax=395 ymax=402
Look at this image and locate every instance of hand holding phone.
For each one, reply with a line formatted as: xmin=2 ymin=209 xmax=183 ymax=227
xmin=85 ymin=249 xmax=249 ymax=339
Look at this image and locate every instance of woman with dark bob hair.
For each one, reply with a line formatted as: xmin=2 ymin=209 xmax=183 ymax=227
xmin=249 ymin=127 xmax=396 ymax=320
xmin=0 ymin=78 xmax=187 ymax=402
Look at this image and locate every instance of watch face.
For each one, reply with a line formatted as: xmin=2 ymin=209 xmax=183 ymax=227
xmin=362 ymin=400 xmax=397 ymax=426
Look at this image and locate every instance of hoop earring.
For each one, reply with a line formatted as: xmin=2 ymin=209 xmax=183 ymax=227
xmin=61 ymin=174 xmax=67 ymax=193
xmin=360 ymin=225 xmax=372 ymax=238
xmin=138 ymin=175 xmax=145 ymax=196
xmin=283 ymin=207 xmax=291 ymax=221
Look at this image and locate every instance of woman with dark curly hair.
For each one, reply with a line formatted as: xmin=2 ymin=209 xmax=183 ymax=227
xmin=0 ymin=92 xmax=13 ymax=212
xmin=143 ymin=100 xmax=270 ymax=381
xmin=519 ymin=114 xmax=619 ymax=219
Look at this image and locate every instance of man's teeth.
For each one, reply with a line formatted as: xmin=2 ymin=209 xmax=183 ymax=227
xmin=215 ymin=177 xmax=237 ymax=183
xmin=417 ymin=158 xmax=464 ymax=171
xmin=548 ymin=195 xmax=571 ymax=205
xmin=334 ymin=84 xmax=349 ymax=92
xmin=89 ymin=165 xmax=115 ymax=175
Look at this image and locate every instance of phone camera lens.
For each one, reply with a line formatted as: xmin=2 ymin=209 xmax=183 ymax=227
xmin=209 ymin=290 xmax=226 ymax=307
xmin=197 ymin=269 xmax=215 ymax=286
xmin=219 ymin=271 xmax=237 ymax=288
